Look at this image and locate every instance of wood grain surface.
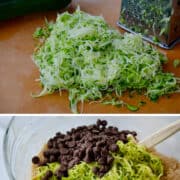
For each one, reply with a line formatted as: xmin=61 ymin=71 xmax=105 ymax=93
xmin=0 ymin=0 xmax=180 ymax=113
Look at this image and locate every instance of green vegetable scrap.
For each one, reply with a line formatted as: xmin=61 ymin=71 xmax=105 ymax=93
xmin=138 ymin=101 xmax=146 ymax=107
xmin=32 ymin=9 xmax=180 ymax=113
xmin=102 ymin=97 xmax=124 ymax=107
xmin=173 ymin=59 xmax=180 ymax=68
xmin=126 ymin=104 xmax=139 ymax=112
xmin=32 ymin=140 xmax=163 ymax=180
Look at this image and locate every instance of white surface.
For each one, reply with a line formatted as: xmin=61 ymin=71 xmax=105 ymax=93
xmin=0 ymin=116 xmax=180 ymax=180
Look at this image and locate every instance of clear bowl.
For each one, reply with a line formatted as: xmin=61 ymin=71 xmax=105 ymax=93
xmin=2 ymin=116 xmax=180 ymax=180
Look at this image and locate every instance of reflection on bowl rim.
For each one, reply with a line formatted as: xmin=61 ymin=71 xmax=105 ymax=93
xmin=3 ymin=116 xmax=15 ymax=180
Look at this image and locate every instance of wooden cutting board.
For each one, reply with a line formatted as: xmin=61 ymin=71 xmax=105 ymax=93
xmin=0 ymin=0 xmax=180 ymax=113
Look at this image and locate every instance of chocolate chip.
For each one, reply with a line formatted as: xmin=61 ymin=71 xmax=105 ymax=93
xmin=108 ymin=126 xmax=113 ymax=129
xmin=99 ymin=165 xmax=109 ymax=173
xmin=56 ymin=167 xmax=68 ymax=178
xmin=64 ymin=135 xmax=72 ymax=141
xmin=32 ymin=156 xmax=40 ymax=164
xmin=53 ymin=141 xmax=58 ymax=149
xmin=98 ymin=157 xmax=107 ymax=165
xmin=47 ymin=139 xmax=53 ymax=149
xmin=92 ymin=166 xmax=99 ymax=174
xmin=45 ymin=170 xmax=53 ymax=178
xmin=96 ymin=141 xmax=105 ymax=147
xmin=68 ymin=158 xmax=80 ymax=169
xmin=62 ymin=171 xmax=68 ymax=177
xmin=83 ymin=154 xmax=91 ymax=163
xmin=101 ymin=148 xmax=108 ymax=157
xmin=92 ymin=129 xmax=100 ymax=134
xmin=101 ymin=120 xmax=107 ymax=127
xmin=57 ymin=138 xmax=65 ymax=143
xmin=93 ymin=146 xmax=100 ymax=158
xmin=58 ymin=143 xmax=64 ymax=149
xmin=56 ymin=132 xmax=62 ymax=137
xmin=99 ymin=172 xmax=105 ymax=178
xmin=132 ymin=131 xmax=137 ymax=136
xmin=107 ymin=155 xmax=114 ymax=164
xmin=97 ymin=119 xmax=102 ymax=126
xmin=73 ymin=149 xmax=79 ymax=157
xmin=60 ymin=165 xmax=68 ymax=172
xmin=60 ymin=148 xmax=69 ymax=155
xmin=55 ymin=169 xmax=63 ymax=179
xmin=43 ymin=151 xmax=50 ymax=158
xmin=79 ymin=149 xmax=85 ymax=159
xmin=66 ymin=141 xmax=76 ymax=148
xmin=109 ymin=144 xmax=119 ymax=153
xmin=52 ymin=149 xmax=60 ymax=156
xmin=119 ymin=133 xmax=126 ymax=142
xmin=70 ymin=128 xmax=75 ymax=133
xmin=73 ymin=133 xmax=81 ymax=140
xmin=42 ymin=170 xmax=53 ymax=180
xmin=39 ymin=159 xmax=48 ymax=166
xmin=34 ymin=119 xmax=137 ymax=179
xmin=49 ymin=155 xmax=56 ymax=163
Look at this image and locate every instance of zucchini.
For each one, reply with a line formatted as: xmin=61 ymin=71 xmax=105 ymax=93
xmin=0 ymin=0 xmax=71 ymax=20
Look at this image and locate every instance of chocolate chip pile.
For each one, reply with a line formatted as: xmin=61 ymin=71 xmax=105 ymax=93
xmin=32 ymin=119 xmax=137 ymax=179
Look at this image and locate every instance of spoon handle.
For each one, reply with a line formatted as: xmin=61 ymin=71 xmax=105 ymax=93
xmin=139 ymin=120 xmax=180 ymax=148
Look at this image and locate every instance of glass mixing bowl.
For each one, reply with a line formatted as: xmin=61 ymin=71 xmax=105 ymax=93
xmin=2 ymin=116 xmax=180 ymax=180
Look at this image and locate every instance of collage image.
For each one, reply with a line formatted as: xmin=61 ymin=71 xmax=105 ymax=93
xmin=0 ymin=0 xmax=180 ymax=180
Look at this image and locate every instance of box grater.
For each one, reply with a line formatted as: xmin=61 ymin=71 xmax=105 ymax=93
xmin=118 ymin=0 xmax=180 ymax=49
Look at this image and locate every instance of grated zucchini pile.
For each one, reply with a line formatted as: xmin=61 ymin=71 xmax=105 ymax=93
xmin=33 ymin=9 xmax=180 ymax=113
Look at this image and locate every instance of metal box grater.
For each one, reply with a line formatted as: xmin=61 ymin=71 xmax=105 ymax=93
xmin=118 ymin=0 xmax=180 ymax=49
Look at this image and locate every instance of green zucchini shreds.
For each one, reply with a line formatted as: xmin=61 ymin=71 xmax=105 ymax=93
xmin=33 ymin=9 xmax=180 ymax=113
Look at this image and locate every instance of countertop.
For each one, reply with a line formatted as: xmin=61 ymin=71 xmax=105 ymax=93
xmin=0 ymin=0 xmax=180 ymax=113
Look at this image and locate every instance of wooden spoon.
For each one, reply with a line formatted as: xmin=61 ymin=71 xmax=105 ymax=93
xmin=139 ymin=120 xmax=180 ymax=148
